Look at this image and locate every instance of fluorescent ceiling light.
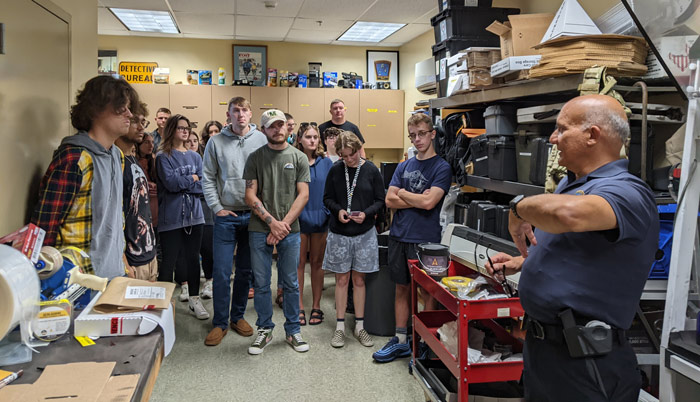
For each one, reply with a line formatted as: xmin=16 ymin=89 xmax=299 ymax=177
xmin=109 ymin=8 xmax=179 ymax=34
xmin=337 ymin=21 xmax=405 ymax=42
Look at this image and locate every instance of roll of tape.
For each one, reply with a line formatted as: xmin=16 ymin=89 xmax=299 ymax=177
xmin=30 ymin=299 xmax=72 ymax=342
xmin=0 ymin=244 xmax=41 ymax=341
xmin=38 ymin=246 xmax=63 ymax=279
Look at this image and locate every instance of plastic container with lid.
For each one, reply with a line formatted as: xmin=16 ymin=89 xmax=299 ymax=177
xmin=417 ymin=243 xmax=450 ymax=276
xmin=484 ymin=105 xmax=517 ymax=136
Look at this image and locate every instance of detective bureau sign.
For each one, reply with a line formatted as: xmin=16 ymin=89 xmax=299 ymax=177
xmin=119 ymin=62 xmax=159 ymax=84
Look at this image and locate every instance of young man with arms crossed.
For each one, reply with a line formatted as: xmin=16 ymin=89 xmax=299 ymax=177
xmin=373 ymin=113 xmax=452 ymax=362
xmin=243 ymin=109 xmax=310 ymax=355
xmin=202 ymin=97 xmax=267 ymax=346
xmin=114 ymin=102 xmax=158 ymax=281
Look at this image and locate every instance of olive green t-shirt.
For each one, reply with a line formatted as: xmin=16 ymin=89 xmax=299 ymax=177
xmin=242 ymin=145 xmax=310 ymax=233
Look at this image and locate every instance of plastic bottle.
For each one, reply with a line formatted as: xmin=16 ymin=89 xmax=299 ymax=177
xmin=218 ymin=68 xmax=225 ymax=86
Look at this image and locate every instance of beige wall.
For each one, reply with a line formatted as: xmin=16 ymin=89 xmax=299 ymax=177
xmin=53 ymin=0 xmax=98 ymax=100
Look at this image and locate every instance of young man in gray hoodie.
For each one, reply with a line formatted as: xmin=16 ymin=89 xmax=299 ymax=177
xmin=32 ymin=75 xmax=139 ymax=279
xmin=202 ymin=96 xmax=267 ymax=346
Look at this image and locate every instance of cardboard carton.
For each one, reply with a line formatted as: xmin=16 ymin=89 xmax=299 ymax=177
xmin=491 ymin=55 xmax=541 ymax=77
xmin=486 ymin=14 xmax=554 ymax=59
xmin=644 ymin=35 xmax=698 ymax=84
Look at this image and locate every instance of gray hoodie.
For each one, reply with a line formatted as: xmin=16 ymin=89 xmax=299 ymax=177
xmin=61 ymin=132 xmax=125 ymax=280
xmin=202 ymin=124 xmax=267 ymax=213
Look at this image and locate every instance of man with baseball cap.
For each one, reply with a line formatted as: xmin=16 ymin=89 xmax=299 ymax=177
xmin=243 ymin=109 xmax=311 ymax=355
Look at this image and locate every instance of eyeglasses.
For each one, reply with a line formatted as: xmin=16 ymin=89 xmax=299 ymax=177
xmin=130 ymin=118 xmax=150 ymax=128
xmin=176 ymin=126 xmax=191 ymax=132
xmin=408 ymin=130 xmax=432 ymax=141
xmin=299 ymin=122 xmax=317 ymax=129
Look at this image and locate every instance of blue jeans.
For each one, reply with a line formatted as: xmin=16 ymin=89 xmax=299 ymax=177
xmin=212 ymin=213 xmax=252 ymax=329
xmin=249 ymin=231 xmax=301 ymax=335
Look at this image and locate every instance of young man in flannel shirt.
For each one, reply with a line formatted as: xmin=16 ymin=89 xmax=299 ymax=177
xmin=31 ymin=76 xmax=140 ymax=279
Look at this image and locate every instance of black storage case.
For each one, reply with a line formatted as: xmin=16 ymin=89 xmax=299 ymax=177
xmin=628 ymin=123 xmax=654 ymax=183
xmin=487 ymin=135 xmax=517 ymax=181
xmin=433 ymin=36 xmax=498 ymax=97
xmin=476 ymin=204 xmax=498 ymax=235
xmin=529 ymin=137 xmax=552 ymax=186
xmin=438 ymin=0 xmax=493 ymax=12
xmin=469 ymin=136 xmax=490 ymax=177
xmin=495 ymin=205 xmax=511 ymax=241
xmin=431 ymin=6 xmax=519 ymax=44
xmin=454 ymin=203 xmax=469 ymax=225
xmin=380 ymin=162 xmax=399 ymax=189
xmin=466 ymin=200 xmax=493 ymax=230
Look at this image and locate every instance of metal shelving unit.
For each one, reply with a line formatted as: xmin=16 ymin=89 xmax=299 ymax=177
xmin=464 ymin=176 xmax=544 ymax=197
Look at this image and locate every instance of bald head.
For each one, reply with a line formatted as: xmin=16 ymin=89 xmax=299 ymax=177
xmin=563 ymin=95 xmax=630 ymax=146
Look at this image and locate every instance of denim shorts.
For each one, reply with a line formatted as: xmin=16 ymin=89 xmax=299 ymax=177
xmin=322 ymin=228 xmax=379 ymax=274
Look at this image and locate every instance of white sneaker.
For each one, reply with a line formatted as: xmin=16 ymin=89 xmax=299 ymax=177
xmin=188 ymin=296 xmax=209 ymax=320
xmin=179 ymin=283 xmax=189 ymax=302
xmin=201 ymin=280 xmax=213 ymax=299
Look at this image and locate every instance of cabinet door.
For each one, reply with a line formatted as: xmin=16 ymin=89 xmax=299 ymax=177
xmin=169 ymin=86 xmax=212 ymax=130
xmin=288 ymin=88 xmax=325 ymax=125
xmin=359 ymin=90 xmax=405 ymax=148
xmin=132 ymin=84 xmax=170 ymax=119
xmin=324 ymin=88 xmax=360 ymax=125
xmin=250 ymin=87 xmax=288 ymax=126
xmin=211 ymin=86 xmax=251 ymax=124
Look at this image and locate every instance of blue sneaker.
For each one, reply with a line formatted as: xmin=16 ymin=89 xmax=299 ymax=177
xmin=372 ymin=336 xmax=411 ymax=363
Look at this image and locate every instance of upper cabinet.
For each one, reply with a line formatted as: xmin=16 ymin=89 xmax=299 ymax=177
xmin=132 ymin=84 xmax=170 ymax=119
xmin=250 ymin=87 xmax=288 ymax=126
xmin=288 ymin=88 xmax=325 ymax=125
xmin=359 ymin=90 xmax=405 ymax=149
xmin=211 ymin=86 xmax=252 ymax=124
xmin=169 ymin=86 xmax=212 ymax=130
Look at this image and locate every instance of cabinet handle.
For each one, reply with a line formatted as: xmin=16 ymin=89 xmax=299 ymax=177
xmin=366 ymin=108 xmax=378 ymax=113
xmin=183 ymin=106 xmax=197 ymax=109
xmin=219 ymin=102 xmax=227 ymax=105
xmin=367 ymin=124 xmax=377 ymax=127
xmin=388 ymin=110 xmax=398 ymax=113
xmin=0 ymin=23 xmax=4 ymax=54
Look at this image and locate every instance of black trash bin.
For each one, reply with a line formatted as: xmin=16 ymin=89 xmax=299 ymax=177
xmin=365 ymin=231 xmax=396 ymax=336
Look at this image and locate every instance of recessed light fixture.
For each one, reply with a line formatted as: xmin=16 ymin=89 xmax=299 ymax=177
xmin=337 ymin=21 xmax=406 ymax=42
xmin=109 ymin=8 xmax=179 ymax=34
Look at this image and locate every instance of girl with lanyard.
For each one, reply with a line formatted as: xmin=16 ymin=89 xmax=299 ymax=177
xmin=322 ymin=132 xmax=385 ymax=348
xmin=155 ymin=114 xmax=208 ymax=320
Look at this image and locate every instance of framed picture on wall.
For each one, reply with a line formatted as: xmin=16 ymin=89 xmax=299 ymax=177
xmin=232 ymin=44 xmax=267 ymax=86
xmin=366 ymin=50 xmax=399 ymax=89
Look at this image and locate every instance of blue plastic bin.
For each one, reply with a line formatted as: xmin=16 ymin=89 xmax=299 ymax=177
xmin=649 ymin=220 xmax=674 ymax=279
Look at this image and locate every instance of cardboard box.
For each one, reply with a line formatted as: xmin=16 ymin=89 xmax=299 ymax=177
xmin=644 ymin=35 xmax=697 ymax=83
xmin=491 ymin=55 xmax=541 ymax=77
xmin=0 ymin=223 xmax=45 ymax=264
xmin=467 ymin=49 xmax=501 ymax=69
xmin=486 ymin=14 xmax=554 ymax=59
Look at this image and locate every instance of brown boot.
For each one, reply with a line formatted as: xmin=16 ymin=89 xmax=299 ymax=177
xmin=204 ymin=327 xmax=228 ymax=346
xmin=231 ymin=319 xmax=254 ymax=337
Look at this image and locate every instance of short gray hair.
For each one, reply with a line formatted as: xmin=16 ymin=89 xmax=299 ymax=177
xmin=583 ymin=107 xmax=630 ymax=144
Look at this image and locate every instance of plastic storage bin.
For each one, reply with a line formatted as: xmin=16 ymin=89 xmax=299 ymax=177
xmin=529 ymin=137 xmax=551 ymax=186
xmin=466 ymin=200 xmax=493 ymax=230
xmin=431 ymin=6 xmax=519 ymax=44
xmin=476 ymin=203 xmax=498 ymax=234
xmin=487 ymin=135 xmax=517 ymax=181
xmin=495 ymin=205 xmax=511 ymax=241
xmin=469 ymin=135 xmax=490 ymax=176
xmin=649 ymin=220 xmax=674 ymax=279
xmin=438 ymin=0 xmax=493 ymax=12
xmin=484 ymin=105 xmax=517 ymax=136
xmin=433 ymin=36 xmax=499 ymax=97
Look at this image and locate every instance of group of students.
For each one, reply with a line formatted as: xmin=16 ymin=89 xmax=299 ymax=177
xmin=31 ymin=75 xmax=452 ymax=361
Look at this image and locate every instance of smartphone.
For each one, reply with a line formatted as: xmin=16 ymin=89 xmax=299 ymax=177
xmin=349 ymin=211 xmax=361 ymax=217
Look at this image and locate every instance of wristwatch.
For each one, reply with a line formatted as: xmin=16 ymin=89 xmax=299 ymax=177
xmin=509 ymin=195 xmax=525 ymax=220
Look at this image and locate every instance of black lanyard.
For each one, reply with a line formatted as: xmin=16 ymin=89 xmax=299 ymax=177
xmin=344 ymin=160 xmax=363 ymax=212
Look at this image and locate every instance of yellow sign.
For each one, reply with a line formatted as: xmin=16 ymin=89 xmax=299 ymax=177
xmin=119 ymin=62 xmax=158 ymax=84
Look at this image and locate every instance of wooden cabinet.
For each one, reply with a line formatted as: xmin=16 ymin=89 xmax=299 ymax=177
xmin=132 ymin=84 xmax=170 ymax=120
xmin=359 ymin=90 xmax=405 ymax=148
xmin=250 ymin=87 xmax=288 ymax=126
xmin=169 ymin=85 xmax=212 ymax=130
xmin=324 ymin=88 xmax=360 ymax=125
xmin=211 ymin=86 xmax=251 ymax=124
xmin=288 ymin=88 xmax=325 ymax=125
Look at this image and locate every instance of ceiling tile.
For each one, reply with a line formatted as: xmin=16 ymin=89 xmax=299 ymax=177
xmin=382 ymin=23 xmax=431 ymax=44
xmin=298 ymin=0 xmax=376 ymax=20
xmin=169 ymin=0 xmax=236 ymax=14
xmin=359 ymin=0 xmax=437 ymax=24
xmin=235 ymin=35 xmax=284 ymax=42
xmin=175 ymin=12 xmax=235 ymax=36
xmin=99 ymin=0 xmax=169 ymax=11
xmin=285 ymin=29 xmax=340 ymax=42
xmin=98 ymin=7 xmax=128 ymax=31
xmin=98 ymin=29 xmax=131 ymax=36
xmin=377 ymin=42 xmax=403 ymax=47
xmin=291 ymin=18 xmax=353 ymax=33
xmin=235 ymin=15 xmax=293 ymax=38
xmin=237 ymin=0 xmax=304 ymax=17
xmin=183 ymin=33 xmax=235 ymax=39
xmin=415 ymin=6 xmax=439 ymax=24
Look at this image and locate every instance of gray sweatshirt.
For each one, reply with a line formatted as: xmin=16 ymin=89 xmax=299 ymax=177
xmin=61 ymin=132 xmax=125 ymax=280
xmin=202 ymin=124 xmax=267 ymax=214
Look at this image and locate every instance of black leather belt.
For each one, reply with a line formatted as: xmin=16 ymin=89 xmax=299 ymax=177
xmin=525 ymin=316 xmax=626 ymax=344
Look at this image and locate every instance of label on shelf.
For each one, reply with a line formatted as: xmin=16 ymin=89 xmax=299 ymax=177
xmin=497 ymin=307 xmax=510 ymax=317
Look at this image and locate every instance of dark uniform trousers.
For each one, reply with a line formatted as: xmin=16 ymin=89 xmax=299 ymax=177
xmin=523 ymin=329 xmax=641 ymax=402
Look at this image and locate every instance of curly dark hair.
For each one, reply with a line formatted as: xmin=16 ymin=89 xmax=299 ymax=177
xmin=70 ymin=76 xmax=139 ymax=132
xmin=200 ymin=120 xmax=223 ymax=145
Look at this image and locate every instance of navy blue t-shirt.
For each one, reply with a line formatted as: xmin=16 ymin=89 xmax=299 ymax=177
xmin=388 ymin=155 xmax=451 ymax=243
xmin=519 ymin=159 xmax=659 ymax=329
